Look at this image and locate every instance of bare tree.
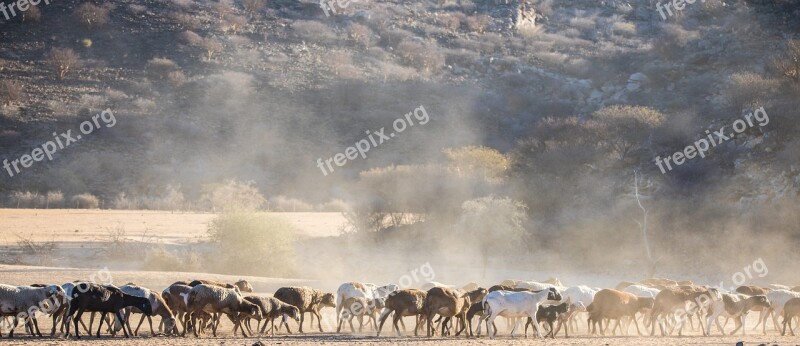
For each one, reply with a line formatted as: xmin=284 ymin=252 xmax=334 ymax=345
xmin=633 ymin=170 xmax=660 ymax=277
xmin=73 ymin=2 xmax=111 ymax=29
xmin=45 ymin=48 xmax=80 ymax=80
xmin=202 ymin=37 xmax=223 ymax=60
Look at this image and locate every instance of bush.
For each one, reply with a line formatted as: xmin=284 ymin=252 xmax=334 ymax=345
xmin=395 ymin=39 xmax=445 ymax=73
xmin=267 ymin=195 xmax=313 ymax=212
xmin=774 ymin=39 xmax=800 ymax=84
xmin=207 ymin=213 xmax=296 ymax=276
xmin=292 ymin=20 xmax=336 ymax=44
xmin=71 ymin=193 xmax=100 ymax=209
xmin=443 ymin=146 xmax=511 ymax=184
xmin=22 ymin=5 xmax=41 ymax=22
xmin=242 ymin=0 xmax=266 ymax=17
xmin=145 ymin=58 xmax=179 ymax=80
xmin=46 ymin=191 xmax=64 ymax=208
xmin=0 ymin=80 xmax=23 ymax=106
xmin=167 ymin=70 xmax=187 ymax=87
xmin=723 ymin=72 xmax=779 ymax=111
xmin=8 ymin=191 xmax=43 ymax=208
xmin=45 ymin=48 xmax=80 ymax=80
xmin=316 ymin=199 xmax=351 ymax=212
xmin=178 ymin=30 xmax=203 ymax=46
xmin=143 ymin=245 xmax=183 ymax=271
xmin=347 ymin=23 xmax=373 ymax=48
xmin=202 ymin=180 xmax=265 ymax=213
xmin=73 ymin=3 xmax=111 ymax=29
xmin=202 ymin=37 xmax=223 ymax=60
xmin=465 ymin=14 xmax=491 ymax=34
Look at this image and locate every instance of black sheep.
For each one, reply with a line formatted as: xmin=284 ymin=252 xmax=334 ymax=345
xmin=65 ymin=283 xmax=152 ymax=339
xmin=525 ymin=302 xmax=570 ymax=338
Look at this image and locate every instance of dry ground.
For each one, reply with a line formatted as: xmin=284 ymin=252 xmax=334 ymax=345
xmin=0 ymin=209 xmax=347 ymax=244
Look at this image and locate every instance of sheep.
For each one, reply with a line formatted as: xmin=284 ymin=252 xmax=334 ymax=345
xmin=478 ymin=288 xmax=562 ymax=339
xmin=704 ymin=293 xmax=770 ymax=335
xmin=188 ymin=279 xmax=237 ymax=290
xmin=162 ymin=284 xmax=213 ymax=335
xmin=735 ymin=285 xmax=771 ymax=330
xmin=780 ymin=297 xmax=800 ymax=336
xmin=234 ymin=296 xmax=300 ymax=336
xmin=437 ymin=287 xmax=487 ymax=336
xmin=274 ymin=286 xmax=336 ymax=333
xmin=337 ymin=296 xmax=383 ymax=333
xmin=587 ymin=289 xmax=653 ymax=336
xmin=499 ymin=279 xmax=522 ymax=287
xmin=64 ymin=283 xmax=152 ymax=339
xmin=0 ymin=284 xmax=65 ymax=338
xmin=336 ymin=282 xmax=397 ymax=330
xmin=423 ymin=287 xmax=472 ymax=337
xmin=760 ymin=289 xmax=800 ymax=335
xmin=524 ymin=302 xmax=571 ymax=338
xmin=377 ymin=289 xmax=427 ymax=337
xmin=420 ymin=281 xmax=453 ymax=291
xmin=119 ymin=284 xmax=175 ymax=336
xmin=516 ymin=280 xmax=564 ymax=293
xmin=649 ymin=285 xmax=718 ymax=336
xmin=560 ymin=285 xmax=599 ymax=334
xmin=183 ymin=284 xmax=260 ymax=337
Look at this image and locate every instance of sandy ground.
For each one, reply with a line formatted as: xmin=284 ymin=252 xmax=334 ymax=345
xmin=0 ymin=209 xmax=347 ymax=244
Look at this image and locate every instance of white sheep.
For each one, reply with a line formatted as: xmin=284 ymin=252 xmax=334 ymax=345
xmin=0 ymin=284 xmax=65 ymax=338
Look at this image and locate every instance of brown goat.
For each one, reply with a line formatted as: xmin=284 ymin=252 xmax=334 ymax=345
xmin=781 ymin=297 xmax=800 ymax=336
xmin=274 ymin=286 xmax=336 ymax=333
xmin=423 ymin=287 xmax=471 ymax=337
xmin=587 ymin=289 xmax=653 ymax=336
xmin=649 ymin=286 xmax=718 ymax=336
xmin=377 ymin=289 xmax=427 ymax=337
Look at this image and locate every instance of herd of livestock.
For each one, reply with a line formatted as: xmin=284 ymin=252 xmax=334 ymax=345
xmin=0 ymin=277 xmax=799 ymax=339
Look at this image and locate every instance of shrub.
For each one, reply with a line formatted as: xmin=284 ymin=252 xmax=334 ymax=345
xmin=292 ymin=20 xmax=336 ymax=44
xmin=0 ymin=80 xmax=23 ymax=106
xmin=45 ymin=191 xmax=64 ymax=209
xmin=723 ymin=72 xmax=779 ymax=111
xmin=242 ymin=0 xmax=266 ymax=17
xmin=22 ymin=5 xmax=41 ymax=22
xmin=202 ymin=180 xmax=265 ymax=213
xmin=9 ymin=191 xmax=43 ymax=208
xmin=440 ymin=12 xmax=464 ymax=32
xmin=465 ymin=14 xmax=491 ymax=34
xmin=167 ymin=70 xmax=187 ymax=87
xmin=396 ymin=39 xmax=445 ymax=73
xmin=443 ymin=146 xmax=512 ymax=184
xmin=212 ymin=0 xmax=234 ymax=21
xmin=170 ymin=12 xmax=198 ymax=30
xmin=591 ymin=105 xmax=666 ymax=160
xmin=267 ymin=195 xmax=313 ymax=212
xmin=71 ymin=193 xmax=100 ymax=209
xmin=347 ymin=23 xmax=373 ymax=48
xmin=178 ymin=30 xmax=204 ymax=46
xmin=45 ymin=48 xmax=80 ymax=80
xmin=145 ymin=58 xmax=179 ymax=80
xmin=202 ymin=37 xmax=223 ymax=60
xmin=222 ymin=14 xmax=247 ymax=34
xmin=207 ymin=213 xmax=296 ymax=276
xmin=73 ymin=2 xmax=111 ymax=29
xmin=143 ymin=245 xmax=182 ymax=271
xmin=774 ymin=39 xmax=800 ymax=84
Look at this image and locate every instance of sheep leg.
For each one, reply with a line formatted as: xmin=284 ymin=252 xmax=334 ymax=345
xmin=376 ymin=309 xmax=390 ymax=337
xmin=752 ymin=309 xmax=764 ymax=330
xmin=729 ymin=316 xmax=743 ymax=335
xmin=70 ymin=307 xmax=85 ymax=339
xmin=115 ymin=310 xmax=129 ymax=338
xmin=298 ymin=311 xmax=305 ymax=333
xmin=96 ymin=312 xmax=107 ymax=338
xmin=147 ymin=315 xmax=155 ymax=336
xmin=349 ymin=316 xmax=357 ymax=333
xmin=132 ymin=313 xmax=146 ymax=336
xmin=313 ymin=309 xmax=324 ymax=332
